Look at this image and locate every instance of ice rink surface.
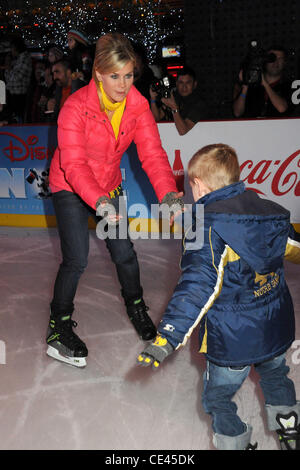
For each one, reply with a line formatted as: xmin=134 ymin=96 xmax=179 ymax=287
xmin=0 ymin=226 xmax=299 ymax=451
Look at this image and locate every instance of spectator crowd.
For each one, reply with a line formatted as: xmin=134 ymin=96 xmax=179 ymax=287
xmin=0 ymin=32 xmax=299 ymax=134
xmin=0 ymin=29 xmax=93 ymax=126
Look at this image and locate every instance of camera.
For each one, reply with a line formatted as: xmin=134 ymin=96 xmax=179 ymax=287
xmin=151 ymin=76 xmax=172 ymax=99
xmin=242 ymin=41 xmax=277 ymax=85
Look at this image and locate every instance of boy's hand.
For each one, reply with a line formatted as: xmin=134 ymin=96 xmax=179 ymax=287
xmin=137 ymin=335 xmax=174 ymax=370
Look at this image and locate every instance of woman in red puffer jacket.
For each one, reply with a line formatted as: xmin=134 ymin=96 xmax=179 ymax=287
xmin=47 ymin=32 xmax=182 ymax=368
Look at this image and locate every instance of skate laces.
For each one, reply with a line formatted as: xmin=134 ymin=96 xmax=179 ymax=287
xmin=49 ymin=316 xmax=83 ymax=346
xmin=62 ymin=318 xmax=78 ymax=333
xmin=130 ymin=300 xmax=150 ymax=323
xmin=60 ymin=318 xmax=81 ymax=342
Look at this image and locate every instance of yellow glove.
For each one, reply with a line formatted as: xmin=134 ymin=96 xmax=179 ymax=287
xmin=137 ymin=335 xmax=174 ymax=370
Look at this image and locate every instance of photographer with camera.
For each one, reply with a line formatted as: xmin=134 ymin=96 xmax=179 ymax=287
xmin=150 ymin=75 xmax=173 ymax=122
xmin=233 ymin=44 xmax=293 ymax=118
xmin=150 ymin=66 xmax=208 ymax=135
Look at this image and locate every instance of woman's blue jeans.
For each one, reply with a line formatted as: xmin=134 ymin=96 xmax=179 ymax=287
xmin=202 ymin=353 xmax=297 ymax=437
xmin=50 ymin=190 xmax=143 ymax=316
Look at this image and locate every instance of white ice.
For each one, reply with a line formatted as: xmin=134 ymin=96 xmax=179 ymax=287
xmin=0 ymin=226 xmax=299 ymax=451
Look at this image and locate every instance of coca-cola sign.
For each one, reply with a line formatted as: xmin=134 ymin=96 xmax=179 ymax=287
xmin=158 ymin=119 xmax=300 ymax=223
xmin=240 ymin=150 xmax=300 ymax=196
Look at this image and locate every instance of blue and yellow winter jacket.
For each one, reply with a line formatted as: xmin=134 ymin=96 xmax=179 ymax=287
xmin=158 ymin=181 xmax=300 ymax=367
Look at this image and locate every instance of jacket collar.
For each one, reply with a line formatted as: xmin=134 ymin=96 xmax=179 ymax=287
xmin=196 ymin=181 xmax=246 ymax=208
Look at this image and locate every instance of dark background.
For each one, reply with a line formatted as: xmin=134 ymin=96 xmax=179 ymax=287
xmin=1 ymin=0 xmax=299 ymax=119
xmin=184 ymin=0 xmax=299 ymax=118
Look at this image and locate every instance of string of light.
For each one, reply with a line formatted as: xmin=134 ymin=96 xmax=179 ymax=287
xmin=2 ymin=0 xmax=183 ymax=63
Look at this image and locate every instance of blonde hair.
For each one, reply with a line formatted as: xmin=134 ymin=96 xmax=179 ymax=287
xmin=92 ymin=32 xmax=136 ymax=81
xmin=92 ymin=33 xmax=136 ymax=111
xmin=188 ymin=143 xmax=240 ymax=192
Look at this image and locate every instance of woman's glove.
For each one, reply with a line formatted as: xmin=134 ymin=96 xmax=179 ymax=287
xmin=161 ymin=191 xmax=185 ymax=225
xmin=96 ymin=196 xmax=121 ymax=226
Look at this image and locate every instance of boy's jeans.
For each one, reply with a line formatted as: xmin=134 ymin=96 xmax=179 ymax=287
xmin=202 ymin=353 xmax=297 ymax=437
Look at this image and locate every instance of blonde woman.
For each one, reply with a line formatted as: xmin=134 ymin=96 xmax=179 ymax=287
xmin=47 ymin=33 xmax=182 ymax=367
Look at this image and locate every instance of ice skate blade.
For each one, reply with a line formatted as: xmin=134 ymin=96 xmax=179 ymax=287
xmin=47 ymin=346 xmax=87 ymax=368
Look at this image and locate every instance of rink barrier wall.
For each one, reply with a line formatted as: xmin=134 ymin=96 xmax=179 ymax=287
xmin=0 ymin=119 xmax=299 ymax=233
xmin=0 ymin=213 xmax=298 ymax=235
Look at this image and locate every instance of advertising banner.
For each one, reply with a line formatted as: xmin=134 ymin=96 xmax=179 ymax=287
xmin=0 ymin=125 xmax=57 ymax=217
xmin=0 ymin=125 xmax=156 ymax=223
xmin=158 ymin=119 xmax=300 ymax=223
xmin=0 ymin=119 xmax=299 ymax=224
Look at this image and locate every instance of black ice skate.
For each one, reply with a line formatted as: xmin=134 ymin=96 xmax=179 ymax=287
xmin=276 ymin=411 xmax=300 ymax=450
xmin=46 ymin=315 xmax=88 ymax=367
xmin=245 ymin=442 xmax=258 ymax=450
xmin=126 ymin=298 xmax=157 ymax=341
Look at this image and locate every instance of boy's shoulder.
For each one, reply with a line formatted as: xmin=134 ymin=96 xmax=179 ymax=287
xmin=205 ymin=189 xmax=290 ymax=218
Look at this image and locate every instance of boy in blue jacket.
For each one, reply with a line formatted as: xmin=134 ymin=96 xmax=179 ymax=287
xmin=137 ymin=143 xmax=300 ymax=450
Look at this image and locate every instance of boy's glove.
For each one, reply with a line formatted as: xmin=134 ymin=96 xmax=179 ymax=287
xmin=137 ymin=334 xmax=174 ymax=370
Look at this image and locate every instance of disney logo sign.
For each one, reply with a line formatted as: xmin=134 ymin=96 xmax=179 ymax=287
xmin=0 ymin=132 xmax=55 ymax=162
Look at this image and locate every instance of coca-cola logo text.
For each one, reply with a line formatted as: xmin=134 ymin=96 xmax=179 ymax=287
xmin=0 ymin=132 xmax=55 ymax=162
xmin=240 ymin=150 xmax=300 ymax=196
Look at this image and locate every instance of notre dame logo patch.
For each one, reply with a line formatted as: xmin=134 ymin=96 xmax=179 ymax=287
xmin=254 ymin=272 xmax=280 ymax=297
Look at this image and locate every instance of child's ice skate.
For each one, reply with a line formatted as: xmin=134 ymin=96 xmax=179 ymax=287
xmin=245 ymin=442 xmax=258 ymax=450
xmin=276 ymin=411 xmax=300 ymax=450
xmin=46 ymin=315 xmax=88 ymax=367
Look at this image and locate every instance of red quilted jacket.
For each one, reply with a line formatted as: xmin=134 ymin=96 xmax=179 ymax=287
xmin=49 ymin=79 xmax=177 ymax=209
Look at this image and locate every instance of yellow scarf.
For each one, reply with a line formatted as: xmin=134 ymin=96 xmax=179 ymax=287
xmin=99 ymin=81 xmax=126 ymax=139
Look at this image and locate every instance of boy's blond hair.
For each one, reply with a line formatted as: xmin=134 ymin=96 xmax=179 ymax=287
xmin=188 ymin=143 xmax=240 ymax=192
